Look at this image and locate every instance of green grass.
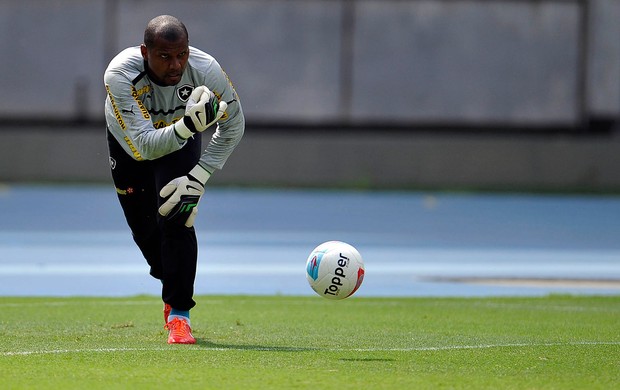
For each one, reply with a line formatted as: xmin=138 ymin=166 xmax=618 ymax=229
xmin=1 ymin=295 xmax=619 ymax=389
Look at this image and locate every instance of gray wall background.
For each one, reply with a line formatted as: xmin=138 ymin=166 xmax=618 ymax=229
xmin=1 ymin=0 xmax=619 ymax=191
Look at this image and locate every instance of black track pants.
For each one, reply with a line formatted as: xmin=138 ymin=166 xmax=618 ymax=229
xmin=107 ymin=129 xmax=202 ymax=311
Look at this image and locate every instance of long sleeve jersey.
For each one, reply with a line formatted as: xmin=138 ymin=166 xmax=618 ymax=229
xmin=104 ymin=46 xmax=244 ymax=173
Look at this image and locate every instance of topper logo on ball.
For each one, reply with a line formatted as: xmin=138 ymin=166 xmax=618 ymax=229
xmin=323 ymin=253 xmax=349 ymax=297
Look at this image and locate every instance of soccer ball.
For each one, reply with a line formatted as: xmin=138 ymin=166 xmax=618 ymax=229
xmin=305 ymin=241 xmax=365 ymax=300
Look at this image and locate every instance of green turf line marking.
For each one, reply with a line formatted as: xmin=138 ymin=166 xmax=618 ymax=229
xmin=2 ymin=341 xmax=619 ymax=357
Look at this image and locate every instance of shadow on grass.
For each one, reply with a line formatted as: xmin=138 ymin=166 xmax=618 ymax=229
xmin=195 ymin=338 xmax=316 ymax=352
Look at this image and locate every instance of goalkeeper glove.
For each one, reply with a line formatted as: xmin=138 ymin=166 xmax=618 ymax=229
xmin=158 ymin=164 xmax=212 ymax=228
xmin=174 ymin=86 xmax=228 ymax=139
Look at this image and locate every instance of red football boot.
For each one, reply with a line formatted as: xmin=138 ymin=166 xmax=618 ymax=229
xmin=164 ymin=317 xmax=196 ymax=344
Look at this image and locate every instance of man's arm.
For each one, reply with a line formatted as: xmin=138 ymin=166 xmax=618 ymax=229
xmin=197 ymin=63 xmax=245 ymax=174
xmin=158 ymin=60 xmax=245 ymax=227
xmin=105 ymin=72 xmax=186 ymax=160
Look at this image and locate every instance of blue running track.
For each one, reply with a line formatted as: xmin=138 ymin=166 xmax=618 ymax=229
xmin=1 ymin=184 xmax=619 ymax=297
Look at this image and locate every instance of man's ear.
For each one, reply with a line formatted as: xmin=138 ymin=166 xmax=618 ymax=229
xmin=140 ymin=44 xmax=148 ymax=60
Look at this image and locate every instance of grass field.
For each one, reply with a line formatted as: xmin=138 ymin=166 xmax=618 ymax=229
xmin=1 ymin=294 xmax=618 ymax=389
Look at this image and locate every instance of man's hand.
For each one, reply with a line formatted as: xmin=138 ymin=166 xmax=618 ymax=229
xmin=174 ymin=86 xmax=228 ymax=139
xmin=158 ymin=165 xmax=211 ymax=228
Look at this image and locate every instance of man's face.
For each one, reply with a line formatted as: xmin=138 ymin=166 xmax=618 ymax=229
xmin=141 ymin=36 xmax=189 ymax=86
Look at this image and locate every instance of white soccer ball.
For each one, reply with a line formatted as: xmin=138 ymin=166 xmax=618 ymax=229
xmin=305 ymin=241 xmax=365 ymax=300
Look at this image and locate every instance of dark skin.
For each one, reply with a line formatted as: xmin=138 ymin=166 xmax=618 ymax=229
xmin=140 ymin=35 xmax=189 ymax=86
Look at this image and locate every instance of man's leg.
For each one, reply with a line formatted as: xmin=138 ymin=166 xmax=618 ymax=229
xmin=107 ymin=131 xmax=163 ymax=279
xmin=154 ymin=134 xmax=203 ymax=313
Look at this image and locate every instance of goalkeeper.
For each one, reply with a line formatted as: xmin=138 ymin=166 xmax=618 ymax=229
xmin=104 ymin=15 xmax=244 ymax=344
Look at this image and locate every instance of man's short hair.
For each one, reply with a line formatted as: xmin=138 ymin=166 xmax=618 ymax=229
xmin=144 ymin=15 xmax=189 ymax=46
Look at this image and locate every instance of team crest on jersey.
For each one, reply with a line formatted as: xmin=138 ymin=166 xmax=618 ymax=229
xmin=176 ymin=84 xmax=194 ymax=102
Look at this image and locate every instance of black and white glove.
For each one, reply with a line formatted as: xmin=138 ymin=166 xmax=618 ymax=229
xmin=174 ymin=86 xmax=227 ymax=139
xmin=158 ymin=164 xmax=212 ymax=228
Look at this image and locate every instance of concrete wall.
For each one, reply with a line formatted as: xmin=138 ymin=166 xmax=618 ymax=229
xmin=1 ymin=0 xmax=620 ymax=191
xmin=1 ymin=126 xmax=619 ymax=192
xmin=3 ymin=0 xmax=618 ymax=125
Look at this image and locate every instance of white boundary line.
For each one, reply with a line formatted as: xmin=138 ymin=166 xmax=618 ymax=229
xmin=2 ymin=341 xmax=618 ymax=357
